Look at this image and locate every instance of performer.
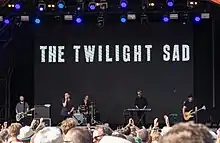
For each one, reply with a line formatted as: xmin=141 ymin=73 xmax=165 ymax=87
xmin=61 ymin=92 xmax=75 ymax=119
xmin=15 ymin=96 xmax=29 ymax=125
xmin=182 ymin=94 xmax=197 ymax=122
xmin=80 ymin=95 xmax=91 ymax=123
xmin=134 ymin=89 xmax=148 ymax=126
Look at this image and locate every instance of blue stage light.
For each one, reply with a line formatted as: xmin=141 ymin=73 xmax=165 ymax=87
xmin=15 ymin=4 xmax=21 ymax=10
xmin=35 ymin=18 xmax=41 ymax=24
xmin=120 ymin=17 xmax=126 ymax=23
xmin=194 ymin=16 xmax=201 ymax=23
xmin=4 ymin=19 xmax=10 ymax=24
xmin=120 ymin=0 xmax=128 ymax=8
xmin=88 ymin=2 xmax=96 ymax=10
xmin=163 ymin=16 xmax=169 ymax=22
xmin=57 ymin=2 xmax=64 ymax=9
xmin=76 ymin=17 xmax=82 ymax=23
xmin=166 ymin=0 xmax=174 ymax=7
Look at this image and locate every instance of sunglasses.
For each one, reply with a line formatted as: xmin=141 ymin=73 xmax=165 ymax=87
xmin=93 ymin=134 xmax=106 ymax=141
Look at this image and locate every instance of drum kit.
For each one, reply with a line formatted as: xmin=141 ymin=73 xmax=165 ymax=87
xmin=73 ymin=102 xmax=98 ymax=125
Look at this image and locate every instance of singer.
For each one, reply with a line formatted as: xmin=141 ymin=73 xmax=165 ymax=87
xmin=61 ymin=92 xmax=75 ymax=119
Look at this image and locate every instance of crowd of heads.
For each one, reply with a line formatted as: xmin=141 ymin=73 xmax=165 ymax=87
xmin=0 ymin=115 xmax=219 ymax=143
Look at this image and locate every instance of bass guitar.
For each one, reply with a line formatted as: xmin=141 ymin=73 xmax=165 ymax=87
xmin=16 ymin=108 xmax=35 ymax=122
xmin=183 ymin=105 xmax=206 ymax=121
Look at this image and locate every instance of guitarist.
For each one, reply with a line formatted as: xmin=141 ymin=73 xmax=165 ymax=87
xmin=182 ymin=94 xmax=197 ymax=122
xmin=15 ymin=96 xmax=29 ymax=125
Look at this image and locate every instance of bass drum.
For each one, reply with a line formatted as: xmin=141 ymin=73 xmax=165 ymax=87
xmin=73 ymin=113 xmax=87 ymax=125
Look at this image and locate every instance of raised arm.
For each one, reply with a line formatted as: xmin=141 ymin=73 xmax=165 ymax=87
xmin=62 ymin=99 xmax=67 ymax=107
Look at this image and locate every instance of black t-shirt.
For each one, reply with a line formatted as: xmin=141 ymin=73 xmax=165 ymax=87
xmin=61 ymin=99 xmax=74 ymax=116
xmin=135 ymin=97 xmax=148 ymax=108
xmin=183 ymin=100 xmax=195 ymax=112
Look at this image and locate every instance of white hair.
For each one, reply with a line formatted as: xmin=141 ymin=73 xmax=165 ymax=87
xmin=33 ymin=127 xmax=63 ymax=143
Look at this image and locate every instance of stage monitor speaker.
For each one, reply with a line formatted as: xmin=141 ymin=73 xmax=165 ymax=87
xmin=73 ymin=113 xmax=87 ymax=125
xmin=34 ymin=105 xmax=50 ymax=118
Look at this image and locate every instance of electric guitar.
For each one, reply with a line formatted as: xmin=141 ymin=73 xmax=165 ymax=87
xmin=183 ymin=105 xmax=206 ymax=121
xmin=16 ymin=108 xmax=35 ymax=122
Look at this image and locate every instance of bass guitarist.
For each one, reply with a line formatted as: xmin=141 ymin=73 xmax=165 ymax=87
xmin=182 ymin=94 xmax=197 ymax=122
xmin=15 ymin=95 xmax=29 ymax=125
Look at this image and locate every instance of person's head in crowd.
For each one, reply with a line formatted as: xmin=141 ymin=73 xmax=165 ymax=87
xmin=19 ymin=96 xmax=24 ymax=102
xmin=137 ymin=89 xmax=142 ymax=97
xmin=32 ymin=127 xmax=63 ymax=143
xmin=188 ymin=94 xmax=193 ymax=102
xmin=17 ymin=126 xmax=35 ymax=143
xmin=99 ymin=136 xmax=131 ymax=143
xmin=64 ymin=127 xmax=92 ymax=143
xmin=8 ymin=123 xmax=22 ymax=141
xmin=137 ymin=129 xmax=149 ymax=143
xmin=151 ymin=131 xmax=161 ymax=143
xmin=0 ymin=129 xmax=9 ymax=143
xmin=112 ymin=132 xmax=127 ymax=139
xmin=121 ymin=127 xmax=131 ymax=136
xmin=93 ymin=125 xmax=113 ymax=143
xmin=159 ymin=122 xmax=214 ymax=143
xmin=60 ymin=118 xmax=77 ymax=135
xmin=3 ymin=122 xmax=8 ymax=129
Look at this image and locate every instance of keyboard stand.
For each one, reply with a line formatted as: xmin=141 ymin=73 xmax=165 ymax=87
xmin=137 ymin=112 xmax=146 ymax=126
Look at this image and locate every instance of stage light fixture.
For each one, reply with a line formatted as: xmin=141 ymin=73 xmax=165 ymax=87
xmin=8 ymin=4 xmax=14 ymax=8
xmin=140 ymin=13 xmax=148 ymax=24
xmin=162 ymin=16 xmax=169 ymax=23
xmin=88 ymin=2 xmax=96 ymax=10
xmin=4 ymin=19 xmax=10 ymax=24
xmin=120 ymin=0 xmax=128 ymax=8
xmin=166 ymin=0 xmax=174 ymax=7
xmin=148 ymin=2 xmax=155 ymax=7
xmin=201 ymin=13 xmax=210 ymax=19
xmin=194 ymin=16 xmax=201 ymax=23
xmin=97 ymin=14 xmax=104 ymax=27
xmin=21 ymin=16 xmax=29 ymax=21
xmin=169 ymin=13 xmax=178 ymax=20
xmin=48 ymin=4 xmax=55 ymax=8
xmin=57 ymin=0 xmax=65 ymax=9
xmin=75 ymin=17 xmax=82 ymax=23
xmin=120 ymin=16 xmax=127 ymax=23
xmin=34 ymin=18 xmax=41 ymax=24
xmin=15 ymin=3 xmax=21 ymax=10
xmin=180 ymin=13 xmax=189 ymax=24
xmin=187 ymin=0 xmax=198 ymax=8
xmin=38 ymin=1 xmax=46 ymax=11
xmin=64 ymin=15 xmax=73 ymax=21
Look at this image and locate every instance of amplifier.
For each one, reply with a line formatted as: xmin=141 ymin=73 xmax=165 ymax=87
xmin=34 ymin=118 xmax=51 ymax=127
xmin=34 ymin=105 xmax=50 ymax=118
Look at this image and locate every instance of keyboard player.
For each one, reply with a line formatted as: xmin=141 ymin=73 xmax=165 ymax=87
xmin=134 ymin=89 xmax=148 ymax=126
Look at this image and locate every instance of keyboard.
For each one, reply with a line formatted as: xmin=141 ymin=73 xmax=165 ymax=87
xmin=125 ymin=108 xmax=152 ymax=112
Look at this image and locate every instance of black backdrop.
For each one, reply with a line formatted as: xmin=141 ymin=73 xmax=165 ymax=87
xmin=34 ymin=23 xmax=193 ymax=124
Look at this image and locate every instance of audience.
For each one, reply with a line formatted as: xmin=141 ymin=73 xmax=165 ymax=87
xmin=8 ymin=123 xmax=22 ymax=143
xmin=159 ymin=122 xmax=214 ymax=143
xmin=64 ymin=127 xmax=92 ymax=143
xmin=0 ymin=114 xmax=219 ymax=143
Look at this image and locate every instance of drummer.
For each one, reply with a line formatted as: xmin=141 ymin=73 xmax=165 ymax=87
xmin=79 ymin=95 xmax=91 ymax=123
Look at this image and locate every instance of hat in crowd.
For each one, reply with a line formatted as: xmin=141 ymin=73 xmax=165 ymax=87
xmin=100 ymin=136 xmax=131 ymax=143
xmin=34 ymin=127 xmax=63 ymax=143
xmin=17 ymin=126 xmax=35 ymax=141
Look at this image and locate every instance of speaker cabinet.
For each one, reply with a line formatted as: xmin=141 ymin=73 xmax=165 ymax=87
xmin=34 ymin=105 xmax=50 ymax=118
